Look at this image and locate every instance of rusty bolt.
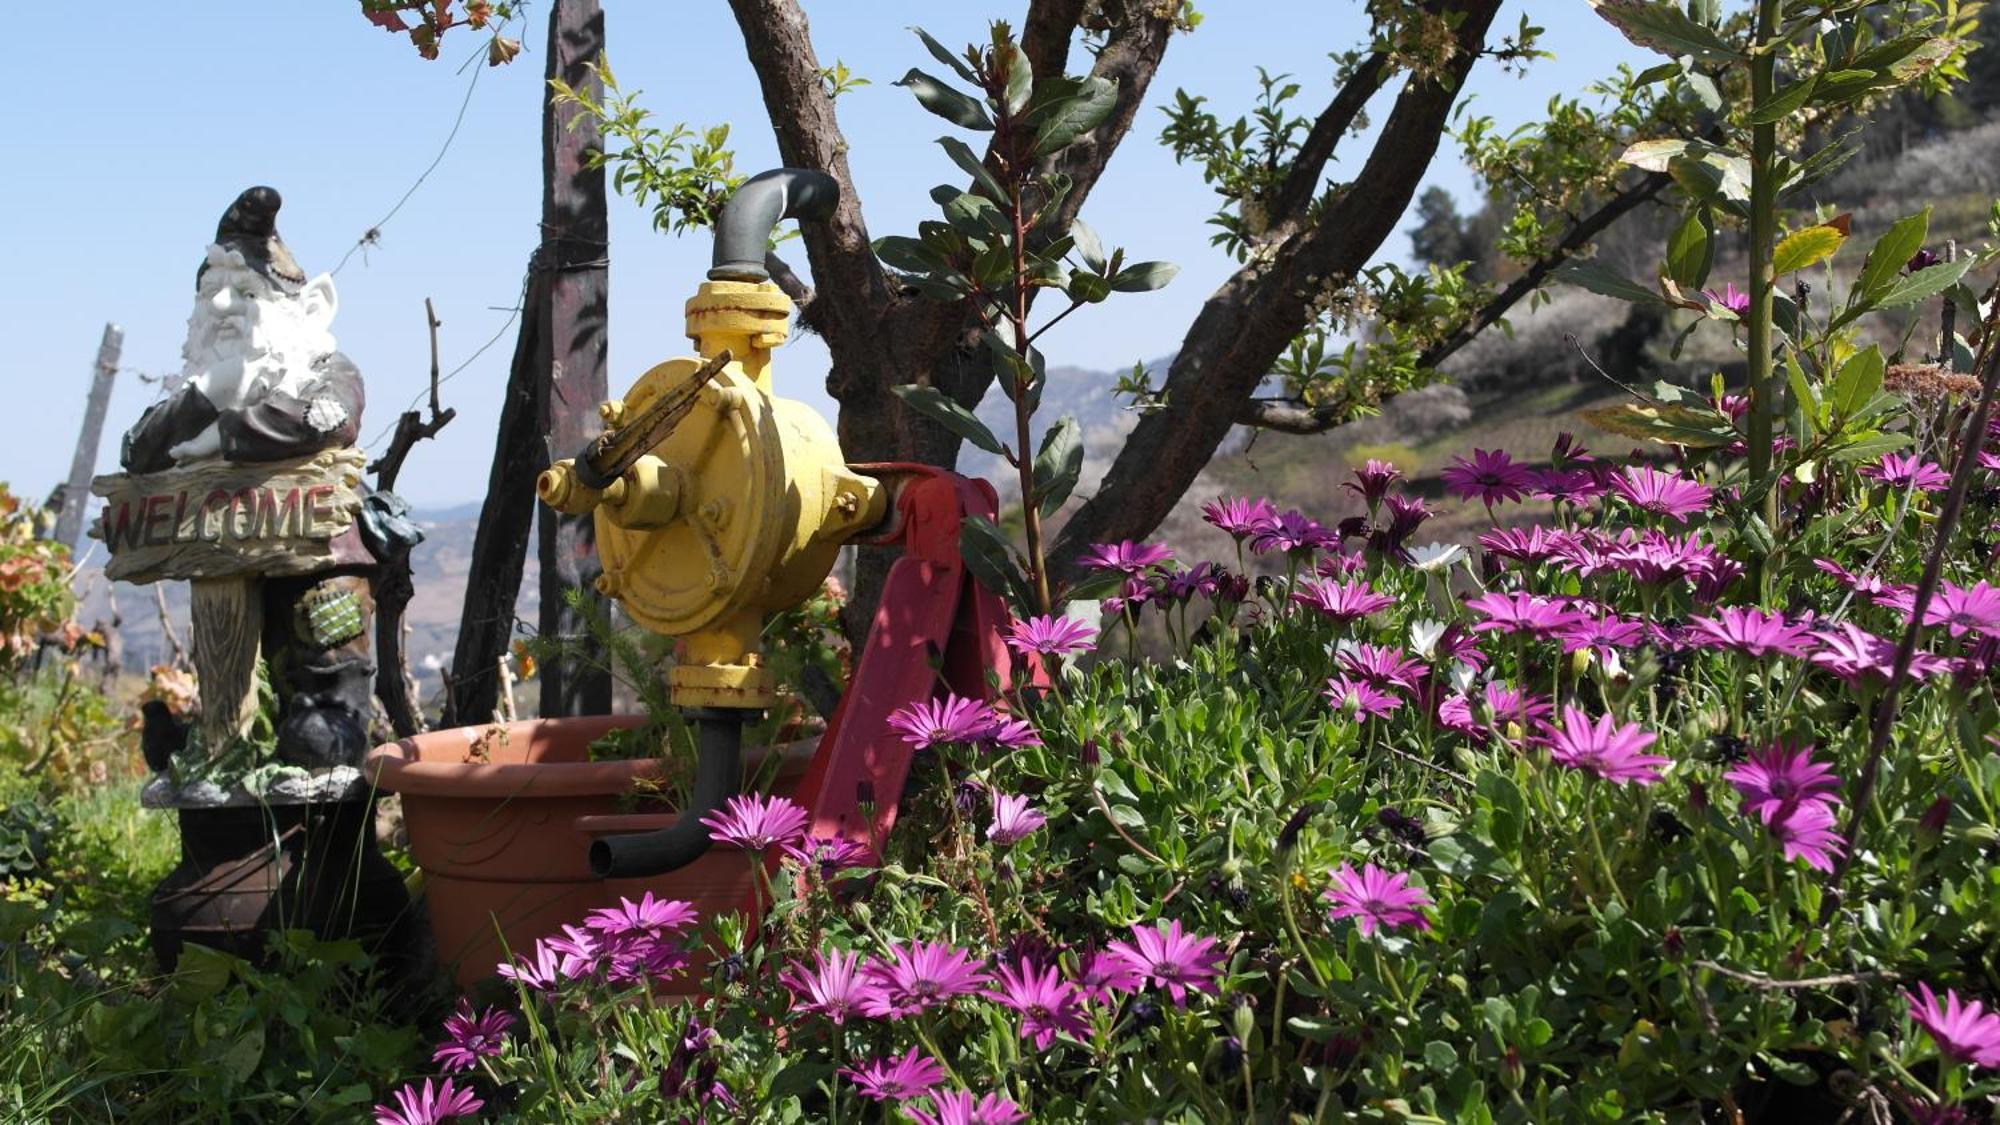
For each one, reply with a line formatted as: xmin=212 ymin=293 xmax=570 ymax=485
xmin=702 ymin=497 xmax=732 ymax=529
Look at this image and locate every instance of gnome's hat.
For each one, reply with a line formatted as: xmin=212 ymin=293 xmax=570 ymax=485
xmin=198 ymin=186 xmax=307 ymax=294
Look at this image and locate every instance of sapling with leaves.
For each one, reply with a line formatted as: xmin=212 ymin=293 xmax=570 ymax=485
xmin=878 ymin=23 xmax=1178 ymax=616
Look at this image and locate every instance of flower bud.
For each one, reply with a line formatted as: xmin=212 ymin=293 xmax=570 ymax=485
xmin=1501 ymin=1045 xmax=1524 ymax=1092
xmin=487 ymin=34 xmax=523 ymax=66
xmin=1917 ymin=796 xmax=1951 ymax=850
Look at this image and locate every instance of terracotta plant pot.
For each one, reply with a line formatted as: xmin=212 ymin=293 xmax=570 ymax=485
xmin=366 ymin=716 xmax=809 ymax=989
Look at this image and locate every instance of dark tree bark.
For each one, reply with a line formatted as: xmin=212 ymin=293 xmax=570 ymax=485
xmin=443 ymin=267 xmax=547 ymax=727
xmin=536 ymin=0 xmax=613 ymax=718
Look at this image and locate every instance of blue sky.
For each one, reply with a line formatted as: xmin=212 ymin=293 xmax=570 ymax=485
xmin=1 ymin=3 xmax=1644 ymax=510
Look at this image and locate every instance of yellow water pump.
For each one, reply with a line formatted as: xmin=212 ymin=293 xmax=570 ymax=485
xmin=536 ymin=169 xmax=883 ymax=713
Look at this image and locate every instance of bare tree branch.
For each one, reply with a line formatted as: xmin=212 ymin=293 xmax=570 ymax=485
xmin=1418 ymin=170 xmax=1671 ymax=369
xmin=1263 ymin=52 xmax=1390 ymax=237
xmin=1053 ymin=0 xmax=1503 ymax=571
xmin=1235 ymin=169 xmax=1673 ymax=436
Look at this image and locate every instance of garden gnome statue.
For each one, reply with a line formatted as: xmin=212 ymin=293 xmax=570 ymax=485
xmin=89 ymin=187 xmax=413 ymax=972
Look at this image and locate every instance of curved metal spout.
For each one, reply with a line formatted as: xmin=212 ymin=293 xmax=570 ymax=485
xmin=589 ymin=707 xmax=751 ymax=878
xmin=708 ymin=169 xmax=839 ymax=283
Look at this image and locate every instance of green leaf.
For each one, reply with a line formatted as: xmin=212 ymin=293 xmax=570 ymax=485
xmin=1033 ymin=416 xmax=1084 ymax=519
xmin=994 ymin=39 xmax=1033 ymax=116
xmin=221 ymin=1029 xmax=265 ymax=1083
xmin=896 ymin=69 xmax=992 ymax=130
xmin=1825 ymin=429 xmax=1911 ymax=463
xmin=942 ymin=189 xmax=1004 ymax=238
xmin=1684 ymin=71 xmax=1722 ymax=112
xmin=1877 ymin=256 xmax=1974 ymax=311
xmin=1558 ymin=261 xmax=1665 ymax=306
xmin=1108 ymin=261 xmax=1179 ymax=292
xmin=1029 ymin=76 xmax=1118 ymax=157
xmin=910 ymin=27 xmax=978 ymax=84
xmin=1065 ymin=271 xmax=1111 ymax=304
xmin=1773 ymin=222 xmax=1845 ymax=275
xmin=960 ymin=515 xmax=1030 ymax=613
xmin=1070 ymin=219 xmax=1107 ymax=273
xmin=1589 ymin=0 xmax=1744 ymax=64
xmin=1664 ymin=209 xmax=1712 ymax=290
xmin=1748 ymin=76 xmax=1816 ymax=123
xmin=1830 ymin=345 xmax=1885 ymax=422
xmin=873 ymin=235 xmax=944 ymax=273
xmin=1786 ymin=356 xmax=1822 ymax=439
xmin=1856 ymin=209 xmax=1930 ymax=302
xmin=937 ymin=135 xmax=1007 ymax=201
xmin=1425 ymin=1040 xmax=1461 ymax=1071
xmin=1579 ymin=402 xmax=1736 ymax=448
xmin=892 ymin=384 xmax=1005 ymax=455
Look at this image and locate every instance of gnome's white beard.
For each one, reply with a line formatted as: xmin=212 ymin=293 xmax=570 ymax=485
xmin=166 ymin=260 xmax=337 ymax=464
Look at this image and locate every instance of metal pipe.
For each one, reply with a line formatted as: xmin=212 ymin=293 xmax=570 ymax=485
xmin=588 ymin=707 xmax=752 ymax=878
xmin=708 ymin=169 xmax=839 ymax=283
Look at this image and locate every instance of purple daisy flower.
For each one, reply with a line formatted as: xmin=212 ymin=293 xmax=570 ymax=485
xmin=1342 ymin=459 xmax=1404 ymax=508
xmin=1250 ymin=509 xmax=1339 ymax=556
xmin=432 ymin=999 xmax=514 ymax=1073
xmin=1724 ymin=742 xmax=1842 ymax=822
xmin=1074 ymin=947 xmax=1143 ymax=1003
xmin=1919 ymin=581 xmax=2000 ymax=640
xmin=782 ymin=947 xmax=879 ymax=1026
xmin=1106 ymin=919 xmax=1227 ymax=1007
xmin=496 ymin=937 xmax=565 ymax=992
xmin=374 ymin=1077 xmax=483 ymax=1125
xmin=701 ymin=793 xmax=811 ymax=852
xmin=1763 ymin=798 xmax=1845 ymax=872
xmin=1861 ymin=452 xmax=1952 ymax=492
xmin=1337 ymin=643 xmax=1427 ymax=694
xmin=1464 ymin=591 xmax=1580 ymax=637
xmin=862 ymin=941 xmax=991 ymax=1019
xmin=887 ymin=694 xmax=999 ymax=749
xmin=981 ymin=714 xmax=1042 ymax=751
xmin=1541 ymin=705 xmax=1669 ymax=786
xmin=987 ymin=791 xmax=1049 ymax=845
xmin=1560 ymin=613 xmax=1649 ymax=662
xmin=1703 ymin=282 xmax=1750 ymax=315
xmin=986 ymin=957 xmax=1090 ymax=1049
xmin=1442 ymin=448 xmax=1532 ymax=506
xmin=1479 ymin=525 xmax=1573 ymax=567
xmin=1323 ymin=862 xmax=1433 ymax=936
xmin=1686 ymin=606 xmax=1816 ymax=659
xmin=907 ymin=1090 xmax=1031 ymax=1125
xmin=1377 ymin=494 xmax=1435 ymax=557
xmin=1907 ymin=983 xmax=2000 ymax=1067
xmin=780 ymin=834 xmax=876 ymax=876
xmin=1293 ymin=578 xmax=1395 ymax=624
xmin=1610 ymin=465 xmax=1714 ymax=523
xmin=1200 ymin=496 xmax=1278 ymax=541
xmin=585 ymin=892 xmax=698 ymax=939
xmin=1480 ymin=681 xmax=1554 ymax=735
xmin=540 ymin=924 xmax=602 ymax=980
xmin=1006 ymin=613 xmax=1098 ymax=657
xmin=1810 ymin=622 xmax=1949 ymax=689
xmin=1529 ymin=466 xmax=1606 ymax=503
xmin=841 ymin=1046 xmax=948 ymax=1101
xmin=1324 ymin=674 xmax=1404 ymax=722
xmin=1078 ymin=540 xmax=1174 ymax=574
xmin=1102 ymin=574 xmax=1154 ymax=616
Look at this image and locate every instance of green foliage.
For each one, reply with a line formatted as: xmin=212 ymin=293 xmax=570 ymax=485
xmin=76 ymin=934 xmax=422 ymax=1121
xmin=880 ymin=21 xmax=1176 ymax=614
xmin=550 ymin=55 xmax=744 ymax=236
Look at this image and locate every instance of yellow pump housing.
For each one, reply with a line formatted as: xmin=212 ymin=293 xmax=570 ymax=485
xmin=537 ymin=279 xmax=884 ymax=709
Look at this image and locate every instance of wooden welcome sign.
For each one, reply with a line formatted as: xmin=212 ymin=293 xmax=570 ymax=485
xmin=90 ymin=446 xmax=366 ymax=755
xmin=89 ymin=447 xmax=366 ymax=583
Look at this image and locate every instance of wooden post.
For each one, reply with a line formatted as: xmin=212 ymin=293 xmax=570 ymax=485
xmin=536 ymin=0 xmax=613 ymax=718
xmin=54 ymin=324 xmax=122 ymax=552
xmin=190 ymin=576 xmax=262 ymax=753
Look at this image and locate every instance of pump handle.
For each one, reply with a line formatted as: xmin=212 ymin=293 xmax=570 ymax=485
xmin=709 ymin=169 xmax=840 ymax=283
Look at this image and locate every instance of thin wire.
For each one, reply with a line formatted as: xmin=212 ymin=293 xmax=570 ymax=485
xmin=361 ymin=270 xmax=530 ymax=452
xmin=331 ymin=38 xmax=491 ymax=277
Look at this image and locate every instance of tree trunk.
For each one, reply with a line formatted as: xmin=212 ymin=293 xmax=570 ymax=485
xmin=442 ymin=268 xmax=547 ymax=727
xmin=54 ymin=324 xmax=122 ymax=552
xmin=535 ymin=0 xmax=613 ymax=718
